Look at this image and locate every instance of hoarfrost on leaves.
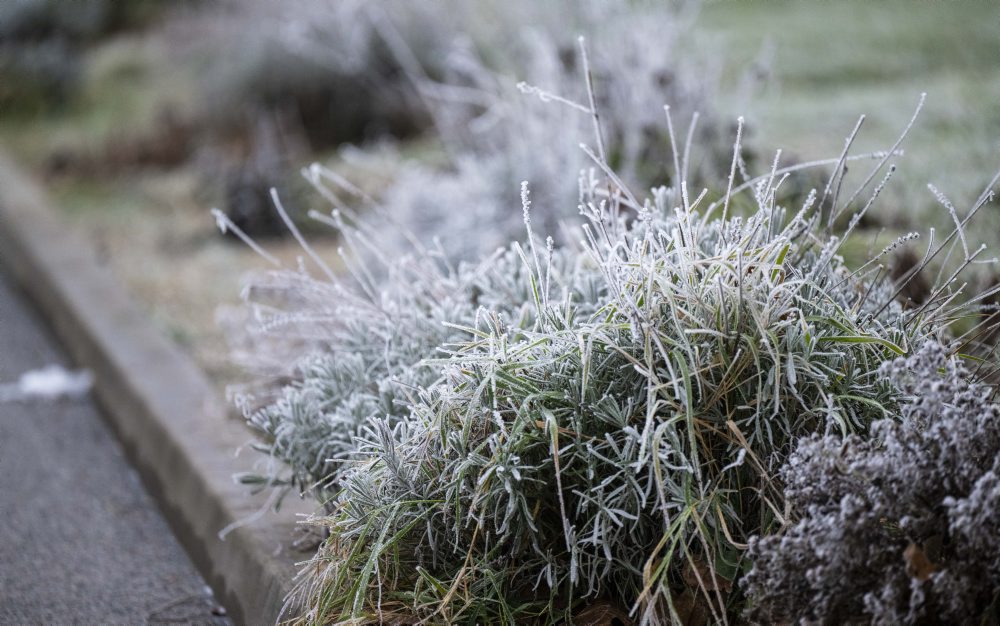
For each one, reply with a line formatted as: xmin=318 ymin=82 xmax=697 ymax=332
xmin=743 ymin=344 xmax=1000 ymax=625
xmin=218 ymin=19 xmax=1000 ymax=622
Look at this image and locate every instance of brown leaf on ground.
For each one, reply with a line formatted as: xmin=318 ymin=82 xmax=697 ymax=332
xmin=904 ymin=542 xmax=938 ymax=582
xmin=572 ymin=600 xmax=634 ymax=626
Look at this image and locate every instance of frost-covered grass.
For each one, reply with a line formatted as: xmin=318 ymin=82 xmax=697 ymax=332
xmin=226 ymin=201 xmax=551 ymax=505
xmin=224 ymin=62 xmax=1000 ymax=620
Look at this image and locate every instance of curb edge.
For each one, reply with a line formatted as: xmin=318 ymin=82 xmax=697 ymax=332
xmin=0 ymin=150 xmax=312 ymax=625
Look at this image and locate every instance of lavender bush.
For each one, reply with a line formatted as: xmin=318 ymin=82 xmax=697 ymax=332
xmin=225 ymin=209 xmax=602 ymax=507
xmin=216 ymin=80 xmax=1000 ymax=621
xmin=742 ymin=343 xmax=1000 ymax=625
xmin=214 ymin=12 xmax=1000 ymax=620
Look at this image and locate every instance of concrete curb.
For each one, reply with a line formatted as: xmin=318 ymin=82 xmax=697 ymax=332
xmin=0 ymin=150 xmax=313 ymax=625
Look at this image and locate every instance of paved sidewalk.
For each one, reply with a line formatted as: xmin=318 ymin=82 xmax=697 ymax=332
xmin=0 ymin=265 xmax=230 ymax=625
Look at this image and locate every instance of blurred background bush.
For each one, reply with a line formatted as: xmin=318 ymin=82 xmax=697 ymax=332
xmin=0 ymin=0 xmax=997 ymax=385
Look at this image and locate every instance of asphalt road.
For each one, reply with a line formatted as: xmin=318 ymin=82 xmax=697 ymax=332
xmin=0 ymin=265 xmax=231 ymax=625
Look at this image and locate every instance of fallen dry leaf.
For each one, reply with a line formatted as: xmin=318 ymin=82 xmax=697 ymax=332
xmin=904 ymin=542 xmax=938 ymax=582
xmin=573 ymin=600 xmax=633 ymax=626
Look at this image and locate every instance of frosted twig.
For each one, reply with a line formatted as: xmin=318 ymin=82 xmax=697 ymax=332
xmin=211 ymin=208 xmax=281 ymax=267
xmin=578 ymin=36 xmax=607 ymax=165
xmin=664 ymin=105 xmax=682 ymax=189
xmin=820 ymin=114 xmax=865 ymax=226
xmin=838 ymin=93 xmax=926 ymax=217
xmin=270 ymin=189 xmax=338 ymax=283
xmin=682 ymin=111 xmax=700 ymax=187
xmin=928 ymin=183 xmax=969 ymax=260
xmin=720 ymin=116 xmax=745 ymax=237
xmin=516 ymin=81 xmax=591 ymax=114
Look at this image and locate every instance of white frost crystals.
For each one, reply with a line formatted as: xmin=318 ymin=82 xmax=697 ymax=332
xmin=0 ymin=364 xmax=94 ymax=403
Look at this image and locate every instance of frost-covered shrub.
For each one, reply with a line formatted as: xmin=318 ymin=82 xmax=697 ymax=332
xmin=234 ymin=239 xmax=599 ymax=506
xmin=207 ymin=1 xmax=727 ymax=257
xmin=234 ymin=107 xmax=1000 ymax=622
xmin=196 ymin=0 xmax=444 ymax=235
xmin=220 ymin=23 xmax=1000 ymax=618
xmin=372 ymin=0 xmax=727 ymax=258
xmin=743 ymin=343 xmax=1000 ymax=625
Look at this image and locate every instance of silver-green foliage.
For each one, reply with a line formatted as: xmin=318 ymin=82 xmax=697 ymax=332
xmin=220 ymin=42 xmax=1000 ymax=618
xmin=281 ymin=132 xmax=994 ymax=623
xmin=231 ymin=199 xmax=604 ymax=507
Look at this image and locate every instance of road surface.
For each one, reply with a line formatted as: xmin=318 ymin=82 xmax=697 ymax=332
xmin=0 ymin=264 xmax=231 ymax=625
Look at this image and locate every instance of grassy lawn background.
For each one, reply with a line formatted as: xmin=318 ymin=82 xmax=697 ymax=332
xmin=705 ymin=0 xmax=1000 ymax=239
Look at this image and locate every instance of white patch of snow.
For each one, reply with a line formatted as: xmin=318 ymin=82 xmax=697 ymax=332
xmin=0 ymin=365 xmax=94 ymax=403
